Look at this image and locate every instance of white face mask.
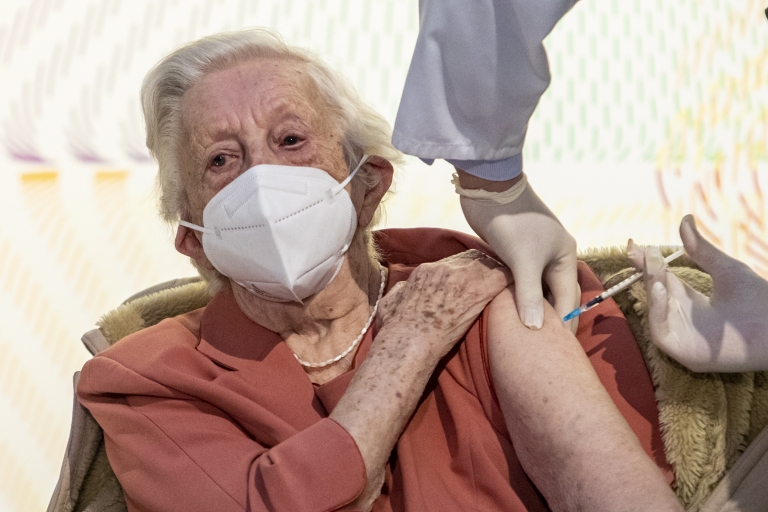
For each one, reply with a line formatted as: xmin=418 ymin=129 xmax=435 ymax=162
xmin=180 ymin=155 xmax=370 ymax=303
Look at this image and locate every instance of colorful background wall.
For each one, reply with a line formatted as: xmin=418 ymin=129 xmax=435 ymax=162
xmin=1 ymin=1 xmax=766 ymax=509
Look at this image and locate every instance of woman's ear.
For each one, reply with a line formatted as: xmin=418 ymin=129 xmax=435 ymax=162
xmin=357 ymin=155 xmax=394 ymax=228
xmin=175 ymin=214 xmax=215 ymax=270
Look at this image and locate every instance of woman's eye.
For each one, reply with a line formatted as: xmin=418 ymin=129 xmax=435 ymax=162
xmin=282 ymin=135 xmax=300 ymax=146
xmin=211 ymin=155 xmax=227 ymax=167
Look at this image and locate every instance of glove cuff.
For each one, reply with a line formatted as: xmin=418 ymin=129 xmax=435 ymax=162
xmin=451 ymin=172 xmax=528 ymax=205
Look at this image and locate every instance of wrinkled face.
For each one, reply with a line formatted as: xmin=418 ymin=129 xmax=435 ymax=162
xmin=178 ymin=57 xmax=350 ymax=224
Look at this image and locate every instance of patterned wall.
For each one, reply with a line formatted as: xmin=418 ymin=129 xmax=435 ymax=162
xmin=0 ymin=1 xmax=766 ymax=510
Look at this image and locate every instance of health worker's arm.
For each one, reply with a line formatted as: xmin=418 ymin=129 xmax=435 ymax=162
xmin=487 ymin=289 xmax=683 ymax=511
xmin=393 ymin=0 xmax=581 ymax=329
xmin=393 ymin=0 xmax=578 ymax=170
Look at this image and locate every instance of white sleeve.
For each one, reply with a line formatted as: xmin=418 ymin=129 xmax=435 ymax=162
xmin=392 ymin=0 xmax=578 ymax=180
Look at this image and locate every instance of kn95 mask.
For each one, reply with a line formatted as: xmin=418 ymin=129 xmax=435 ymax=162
xmin=179 ymin=155 xmax=370 ymax=302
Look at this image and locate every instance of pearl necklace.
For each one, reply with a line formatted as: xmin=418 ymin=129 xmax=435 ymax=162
xmin=293 ymin=267 xmax=387 ymax=369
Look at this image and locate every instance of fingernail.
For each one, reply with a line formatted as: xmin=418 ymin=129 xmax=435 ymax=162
xmin=651 ymin=280 xmax=666 ymax=299
xmin=684 ymin=214 xmax=698 ymax=232
xmin=522 ymin=308 xmax=543 ymax=330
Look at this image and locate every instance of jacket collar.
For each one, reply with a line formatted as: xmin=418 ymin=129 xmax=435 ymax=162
xmin=196 ymin=286 xmax=379 ymax=414
xmin=194 ymin=257 xmax=442 ymax=412
xmin=197 ymin=288 xmax=296 ymax=371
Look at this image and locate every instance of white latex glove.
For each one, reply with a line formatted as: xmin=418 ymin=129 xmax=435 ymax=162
xmin=458 ymin=177 xmax=579 ymax=331
xmin=628 ymin=215 xmax=768 ymax=372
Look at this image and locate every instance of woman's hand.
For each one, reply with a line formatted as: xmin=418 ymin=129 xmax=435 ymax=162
xmin=376 ymin=249 xmax=513 ymax=362
xmin=332 ymin=250 xmax=512 ymax=511
xmin=629 ymin=215 xmax=768 ymax=372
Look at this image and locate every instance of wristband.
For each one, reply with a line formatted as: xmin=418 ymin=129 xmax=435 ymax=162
xmin=451 ymin=173 xmax=528 ymax=205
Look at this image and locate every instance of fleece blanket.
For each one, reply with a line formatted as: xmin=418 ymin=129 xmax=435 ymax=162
xmin=47 ymin=251 xmax=768 ymax=512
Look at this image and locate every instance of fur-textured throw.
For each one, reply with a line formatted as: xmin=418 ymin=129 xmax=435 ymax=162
xmin=48 ymin=252 xmax=768 ymax=512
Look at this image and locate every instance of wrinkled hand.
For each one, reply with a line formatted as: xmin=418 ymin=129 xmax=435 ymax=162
xmin=629 ymin=215 xmax=768 ymax=372
xmin=376 ymin=250 xmax=513 ymax=362
xmin=460 ymin=181 xmax=579 ymax=331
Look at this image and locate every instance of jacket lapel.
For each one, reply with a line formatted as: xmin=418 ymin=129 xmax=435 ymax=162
xmin=196 ymin=289 xmax=321 ymax=431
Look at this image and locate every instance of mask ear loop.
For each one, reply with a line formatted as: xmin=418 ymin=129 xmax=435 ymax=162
xmin=329 ymin=154 xmax=370 ymax=197
xmin=179 ymin=219 xmax=216 ymax=235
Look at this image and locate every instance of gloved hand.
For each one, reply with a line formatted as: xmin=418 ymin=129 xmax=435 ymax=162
xmin=628 ymin=214 xmax=768 ymax=372
xmin=457 ymin=174 xmax=579 ymax=331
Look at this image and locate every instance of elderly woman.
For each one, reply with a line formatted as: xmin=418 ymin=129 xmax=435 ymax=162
xmin=77 ymin=30 xmax=682 ymax=511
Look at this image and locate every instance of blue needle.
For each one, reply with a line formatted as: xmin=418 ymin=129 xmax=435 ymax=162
xmin=563 ymin=248 xmax=686 ymax=322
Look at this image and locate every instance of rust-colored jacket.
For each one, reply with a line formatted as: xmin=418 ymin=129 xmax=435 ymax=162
xmin=78 ymin=228 xmax=672 ymax=512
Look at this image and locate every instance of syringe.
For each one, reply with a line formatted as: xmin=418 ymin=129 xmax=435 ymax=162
xmin=563 ymin=248 xmax=687 ymax=322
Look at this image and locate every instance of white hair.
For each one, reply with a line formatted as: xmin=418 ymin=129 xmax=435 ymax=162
xmin=141 ymin=28 xmax=402 ymax=292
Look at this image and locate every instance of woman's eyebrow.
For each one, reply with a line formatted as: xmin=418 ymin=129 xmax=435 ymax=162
xmin=205 ymin=127 xmax=239 ymax=141
xmin=271 ymin=109 xmax=308 ymax=126
xmin=193 ymin=129 xmax=240 ymax=153
xmin=262 ymin=94 xmax=313 ymax=123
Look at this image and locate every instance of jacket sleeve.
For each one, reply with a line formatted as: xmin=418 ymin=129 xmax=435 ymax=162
xmin=77 ymin=356 xmax=367 ymax=512
xmin=392 ymin=0 xmax=578 ymax=180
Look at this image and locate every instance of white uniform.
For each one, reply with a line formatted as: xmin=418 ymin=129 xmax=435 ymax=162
xmin=392 ymin=0 xmax=578 ymax=181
